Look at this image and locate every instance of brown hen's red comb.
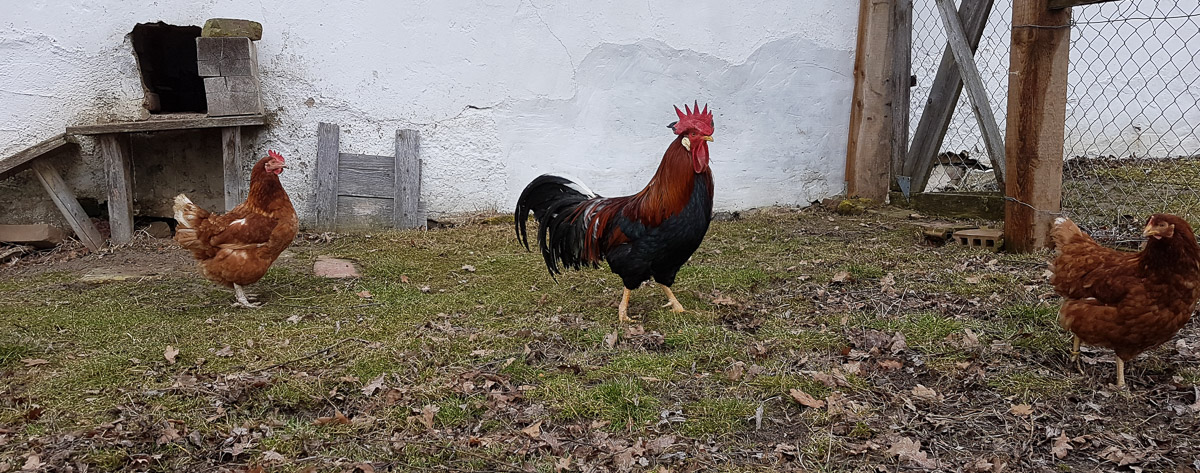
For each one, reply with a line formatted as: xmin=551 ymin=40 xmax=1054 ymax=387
xmin=268 ymin=150 xmax=284 ymax=162
xmin=672 ymin=101 xmax=714 ymax=136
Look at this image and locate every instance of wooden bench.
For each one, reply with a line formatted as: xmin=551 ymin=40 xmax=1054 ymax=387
xmin=66 ymin=113 xmax=268 ymax=245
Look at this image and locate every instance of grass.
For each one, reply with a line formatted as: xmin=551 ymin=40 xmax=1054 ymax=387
xmin=2 ymin=206 xmax=1197 ymax=471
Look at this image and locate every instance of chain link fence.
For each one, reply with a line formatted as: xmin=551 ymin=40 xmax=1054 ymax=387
xmin=910 ymin=0 xmax=1200 ymax=244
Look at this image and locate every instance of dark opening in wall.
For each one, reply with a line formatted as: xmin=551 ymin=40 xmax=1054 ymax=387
xmin=130 ymin=22 xmax=207 ymax=114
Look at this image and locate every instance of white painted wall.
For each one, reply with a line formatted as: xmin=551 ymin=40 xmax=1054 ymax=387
xmin=0 ymin=1 xmax=860 ymax=227
xmin=911 ymin=0 xmax=1200 ymax=169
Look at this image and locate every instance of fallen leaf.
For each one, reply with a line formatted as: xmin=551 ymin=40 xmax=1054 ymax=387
xmin=417 ymin=404 xmax=438 ymax=430
xmin=888 ymin=437 xmax=937 ymax=469
xmin=314 ymin=411 xmax=351 ymax=426
xmin=164 ymin=346 xmax=179 ymax=364
xmin=789 ymin=389 xmax=826 ymax=408
xmin=965 ymin=275 xmax=983 ymax=284
xmin=832 ymin=271 xmax=851 ymax=283
xmin=727 ymin=361 xmax=746 ymax=381
xmin=712 ymin=295 xmax=736 ymax=305
xmin=521 ymin=420 xmax=543 ymax=439
xmin=353 ymin=462 xmax=375 ymax=473
xmin=215 ymin=345 xmax=234 ymax=357
xmin=911 ymin=384 xmax=940 ymax=401
xmin=286 ymin=314 xmax=303 ymax=324
xmin=1010 ymin=404 xmax=1033 ymax=417
xmin=356 ymin=290 xmax=372 ymax=299
xmin=878 ymin=359 xmax=903 ymax=370
xmin=157 ymin=424 xmax=181 ymax=445
xmin=21 ymin=455 xmax=41 ymax=472
xmin=20 ymin=359 xmax=49 ymax=367
xmin=461 ymin=265 xmax=476 ymax=272
xmin=362 ymin=374 xmax=386 ymax=396
xmin=400 ymin=275 xmax=411 ymax=283
xmin=1051 ymin=432 xmax=1072 ymax=459
xmin=261 ymin=450 xmax=286 ymax=463
xmin=603 ymin=331 xmax=618 ymax=348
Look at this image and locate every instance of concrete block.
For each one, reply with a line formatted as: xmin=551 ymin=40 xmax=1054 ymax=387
xmin=953 ymin=228 xmax=1004 ymax=250
xmin=0 ymin=224 xmax=65 ymax=248
xmin=202 ymin=18 xmax=263 ymax=41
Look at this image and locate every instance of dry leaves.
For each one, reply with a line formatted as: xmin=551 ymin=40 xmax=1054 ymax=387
xmin=1010 ymin=404 xmax=1033 ymax=417
xmin=314 ymin=411 xmax=351 ymax=426
xmin=20 ymin=358 xmax=48 ymax=367
xmin=789 ymin=389 xmax=826 ymax=408
xmin=1051 ymin=432 xmax=1073 ymax=459
xmin=361 ymin=374 xmax=386 ymax=396
xmin=888 ymin=437 xmax=937 ymax=469
xmin=164 ymin=345 xmax=179 ymax=364
xmin=911 ymin=384 xmax=941 ymax=402
xmin=521 ymin=420 xmax=543 ymax=439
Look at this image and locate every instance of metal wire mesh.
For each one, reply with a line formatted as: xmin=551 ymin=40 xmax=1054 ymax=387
xmin=910 ymin=0 xmax=1012 ymax=192
xmin=1062 ymin=1 xmax=1200 ymax=243
xmin=910 ymin=0 xmax=1200 ymax=244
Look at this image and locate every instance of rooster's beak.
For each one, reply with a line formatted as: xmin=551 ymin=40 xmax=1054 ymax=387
xmin=702 ymin=135 xmax=714 ymax=142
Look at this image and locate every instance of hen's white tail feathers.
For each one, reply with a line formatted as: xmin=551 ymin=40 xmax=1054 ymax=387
xmin=173 ymin=194 xmax=199 ymax=228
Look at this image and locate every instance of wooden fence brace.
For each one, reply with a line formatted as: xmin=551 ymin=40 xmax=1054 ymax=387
xmin=845 ymin=0 xmax=897 ymax=202
xmin=900 ymin=0 xmax=994 ymax=195
xmin=98 ymin=133 xmax=134 ymax=245
xmin=394 ymin=129 xmax=423 ymax=229
xmin=891 ymin=0 xmax=914 ymax=194
xmin=933 ymin=0 xmax=1007 ymax=189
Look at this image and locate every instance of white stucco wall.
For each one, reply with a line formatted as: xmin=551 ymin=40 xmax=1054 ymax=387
xmin=911 ymin=0 xmax=1200 ymax=166
xmin=0 ymin=1 xmax=860 ymax=226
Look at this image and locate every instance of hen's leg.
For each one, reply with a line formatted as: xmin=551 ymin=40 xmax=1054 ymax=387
xmin=1115 ymin=358 xmax=1126 ymax=389
xmin=660 ymin=286 xmax=685 ymax=312
xmin=1070 ymin=335 xmax=1081 ymax=362
xmin=618 ymin=288 xmax=633 ymax=323
xmin=233 ymin=284 xmax=262 ymax=309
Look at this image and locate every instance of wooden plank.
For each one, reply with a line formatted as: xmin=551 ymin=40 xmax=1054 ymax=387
xmin=30 ymin=160 xmax=104 ymax=251
xmin=934 ymin=0 xmax=1007 ymax=188
xmin=394 ymin=129 xmax=423 ymax=228
xmin=336 ymin=196 xmax=394 ymax=229
xmin=97 ymin=134 xmax=134 ymax=245
xmin=845 ymin=0 xmax=895 ymax=201
xmin=1048 ymin=0 xmax=1118 ymax=9
xmin=902 ymin=0 xmax=994 ymax=194
xmin=0 ymin=134 xmax=73 ymax=177
xmin=338 ymin=153 xmax=395 ymax=199
xmin=314 ymin=123 xmax=340 ymax=230
xmin=221 ymin=127 xmax=244 ymax=211
xmin=0 ymin=224 xmax=65 ymax=248
xmin=1005 ymin=0 xmax=1071 ymax=252
xmin=890 ymin=0 xmax=913 ymax=192
xmin=889 ymin=191 xmax=1005 ymax=220
xmin=66 ymin=114 xmax=266 ymax=135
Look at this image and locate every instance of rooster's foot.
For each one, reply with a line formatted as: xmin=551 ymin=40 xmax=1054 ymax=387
xmin=660 ymin=286 xmax=686 ymax=313
xmin=618 ymin=288 xmax=634 ymax=323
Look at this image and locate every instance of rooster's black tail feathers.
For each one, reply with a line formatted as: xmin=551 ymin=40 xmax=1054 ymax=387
xmin=514 ymin=175 xmax=600 ymax=277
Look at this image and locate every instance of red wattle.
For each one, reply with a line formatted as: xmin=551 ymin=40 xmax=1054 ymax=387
xmin=692 ymin=142 xmax=709 ymax=173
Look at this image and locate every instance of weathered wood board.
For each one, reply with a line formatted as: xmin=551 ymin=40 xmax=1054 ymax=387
xmin=312 ymin=123 xmax=424 ymax=231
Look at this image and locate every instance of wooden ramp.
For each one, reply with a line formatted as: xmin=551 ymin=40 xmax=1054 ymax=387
xmin=0 ymin=134 xmax=104 ymax=251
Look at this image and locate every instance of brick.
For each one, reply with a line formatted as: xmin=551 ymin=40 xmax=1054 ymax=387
xmin=201 ymin=18 xmax=263 ymax=41
xmin=0 ymin=224 xmax=65 ymax=248
xmin=953 ymin=228 xmax=1004 ymax=250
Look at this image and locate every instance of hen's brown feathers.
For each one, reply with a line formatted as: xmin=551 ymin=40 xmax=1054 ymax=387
xmin=174 ymin=154 xmax=298 ymax=288
xmin=1051 ymin=215 xmax=1200 ymax=361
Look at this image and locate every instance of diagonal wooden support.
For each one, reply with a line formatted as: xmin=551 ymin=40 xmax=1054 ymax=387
xmin=934 ymin=0 xmax=1007 ymax=189
xmin=901 ymin=0 xmax=994 ymax=195
xmin=30 ymin=160 xmax=104 ymax=251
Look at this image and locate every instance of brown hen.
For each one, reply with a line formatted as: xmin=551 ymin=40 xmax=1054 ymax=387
xmin=1050 ymin=214 xmax=1200 ymax=388
xmin=173 ymin=150 xmax=298 ymax=308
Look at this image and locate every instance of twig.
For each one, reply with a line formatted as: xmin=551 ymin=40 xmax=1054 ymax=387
xmin=249 ymin=337 xmax=372 ymax=373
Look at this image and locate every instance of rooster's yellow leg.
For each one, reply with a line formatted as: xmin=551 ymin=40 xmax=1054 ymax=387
xmin=661 ymin=286 xmax=685 ymax=313
xmin=618 ymin=288 xmax=634 ymax=323
xmin=1070 ymin=335 xmax=1081 ymax=362
xmin=1116 ymin=358 xmax=1126 ymax=389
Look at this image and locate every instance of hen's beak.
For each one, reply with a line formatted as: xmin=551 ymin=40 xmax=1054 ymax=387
xmin=1143 ymin=223 xmax=1161 ymax=238
xmin=702 ymin=135 xmax=714 ymax=142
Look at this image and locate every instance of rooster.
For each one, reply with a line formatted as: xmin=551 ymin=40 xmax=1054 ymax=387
xmin=515 ymin=102 xmax=715 ymax=323
xmin=1050 ymin=214 xmax=1200 ymax=388
xmin=174 ymin=150 xmax=298 ymax=308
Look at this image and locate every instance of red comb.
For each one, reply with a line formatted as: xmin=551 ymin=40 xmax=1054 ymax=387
xmin=672 ymin=101 xmax=714 ymax=136
xmin=268 ymin=150 xmax=284 ymax=162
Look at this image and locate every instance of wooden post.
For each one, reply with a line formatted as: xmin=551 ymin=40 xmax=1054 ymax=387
xmin=934 ymin=0 xmax=1007 ymax=188
xmin=902 ymin=0 xmax=994 ymax=194
xmin=1005 ymin=0 xmax=1071 ymax=252
xmin=97 ymin=134 xmax=134 ymax=245
xmin=891 ymin=0 xmax=913 ymax=192
xmin=313 ymin=123 xmax=340 ymax=230
xmin=845 ymin=0 xmax=896 ymax=201
xmin=29 ymin=160 xmax=104 ymax=251
xmin=221 ymin=127 xmax=244 ymax=211
xmin=394 ymin=129 xmax=423 ymax=229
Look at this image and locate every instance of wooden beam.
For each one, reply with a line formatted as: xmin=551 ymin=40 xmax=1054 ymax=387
xmin=845 ymin=0 xmax=896 ymax=201
xmin=890 ymin=0 xmax=913 ymax=193
xmin=29 ymin=160 xmax=104 ymax=251
xmin=221 ymin=127 xmax=244 ymax=211
xmin=97 ymin=134 xmax=134 ymax=245
xmin=934 ymin=0 xmax=1007 ymax=188
xmin=313 ymin=123 xmax=340 ymax=231
xmin=1006 ymin=0 xmax=1071 ymax=252
xmin=0 ymin=134 xmax=75 ymax=178
xmin=902 ymin=0 xmax=994 ymax=194
xmin=394 ymin=129 xmax=423 ymax=229
xmin=67 ymin=114 xmax=266 ymax=135
xmin=1048 ymin=0 xmax=1118 ymax=9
